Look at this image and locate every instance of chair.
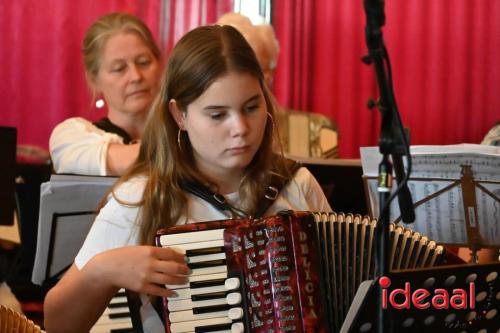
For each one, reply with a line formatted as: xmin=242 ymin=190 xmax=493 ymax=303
xmin=0 ymin=304 xmax=45 ymax=332
xmin=6 ymin=151 xmax=52 ymax=318
xmin=278 ymin=109 xmax=339 ymax=159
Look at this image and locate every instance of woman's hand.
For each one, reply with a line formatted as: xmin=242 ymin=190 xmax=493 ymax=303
xmin=91 ymin=245 xmax=190 ymax=297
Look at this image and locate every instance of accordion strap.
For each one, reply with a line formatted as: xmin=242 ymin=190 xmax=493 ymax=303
xmin=125 ymin=290 xmax=144 ymax=333
xmin=254 ymin=159 xmax=302 ymax=218
xmin=180 ymin=158 xmax=301 ymax=218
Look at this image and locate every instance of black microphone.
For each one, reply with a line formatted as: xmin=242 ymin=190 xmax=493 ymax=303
xmin=392 ymin=153 xmax=416 ymax=223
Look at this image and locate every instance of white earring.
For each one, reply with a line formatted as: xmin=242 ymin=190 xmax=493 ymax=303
xmin=95 ymin=98 xmax=105 ymax=108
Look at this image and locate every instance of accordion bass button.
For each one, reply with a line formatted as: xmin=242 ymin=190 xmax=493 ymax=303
xmin=226 ymin=292 xmax=242 ymax=305
xmin=225 ymin=278 xmax=240 ymax=290
xmin=231 ymin=322 xmax=244 ymax=333
xmin=228 ymin=307 xmax=244 ymax=320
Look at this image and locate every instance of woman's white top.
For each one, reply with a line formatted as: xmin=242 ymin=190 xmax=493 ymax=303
xmin=50 ymin=117 xmax=124 ymax=176
xmin=75 ymin=167 xmax=332 ymax=333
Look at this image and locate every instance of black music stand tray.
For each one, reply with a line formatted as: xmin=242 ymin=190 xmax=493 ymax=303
xmin=341 ymin=262 xmax=500 ymax=332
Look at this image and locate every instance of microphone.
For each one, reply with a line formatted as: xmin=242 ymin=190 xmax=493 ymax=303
xmin=392 ymin=153 xmax=416 ymax=223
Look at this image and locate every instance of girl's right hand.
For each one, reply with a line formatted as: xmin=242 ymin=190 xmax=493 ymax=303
xmin=91 ymin=245 xmax=190 ymax=297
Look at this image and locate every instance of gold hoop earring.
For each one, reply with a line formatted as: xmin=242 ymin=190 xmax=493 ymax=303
xmin=267 ymin=110 xmax=286 ymax=154
xmin=266 ymin=111 xmax=276 ymax=130
xmin=177 ymin=129 xmax=182 ymax=151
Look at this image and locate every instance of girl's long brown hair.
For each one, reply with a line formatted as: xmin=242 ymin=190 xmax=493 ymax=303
xmin=113 ymin=25 xmax=292 ymax=245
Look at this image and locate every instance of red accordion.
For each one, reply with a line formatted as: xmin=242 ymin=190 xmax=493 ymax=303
xmin=155 ymin=211 xmax=444 ymax=333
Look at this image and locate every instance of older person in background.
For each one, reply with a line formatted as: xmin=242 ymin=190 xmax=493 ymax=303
xmin=50 ymin=12 xmax=162 ymax=176
xmin=481 ymin=122 xmax=500 ymax=146
xmin=216 ymin=13 xmax=279 ymax=88
xmin=217 ymin=13 xmax=339 ymax=158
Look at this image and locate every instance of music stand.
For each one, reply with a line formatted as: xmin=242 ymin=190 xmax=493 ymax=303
xmin=362 ymin=145 xmax=500 ymax=261
xmin=32 ymin=174 xmax=116 ymax=287
xmin=289 ymin=156 xmax=367 ymax=215
xmin=341 ymin=261 xmax=500 ymax=332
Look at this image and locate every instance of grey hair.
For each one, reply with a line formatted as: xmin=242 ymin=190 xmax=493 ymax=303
xmin=216 ymin=12 xmax=279 ymax=72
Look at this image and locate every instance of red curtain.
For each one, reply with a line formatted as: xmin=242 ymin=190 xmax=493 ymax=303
xmin=2 ymin=0 xmax=499 ymax=159
xmin=272 ymin=0 xmax=500 ymax=158
xmin=159 ymin=0 xmax=233 ymax=54
xmin=0 ymin=0 xmax=161 ymax=151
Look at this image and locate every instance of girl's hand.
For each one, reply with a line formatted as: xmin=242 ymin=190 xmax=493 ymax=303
xmin=93 ymin=245 xmax=190 ymax=297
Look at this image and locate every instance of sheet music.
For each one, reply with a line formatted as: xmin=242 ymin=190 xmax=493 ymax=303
xmin=361 ymin=144 xmax=500 ymax=246
xmin=365 ymin=179 xmax=468 ymax=244
xmin=476 ymin=182 xmax=500 ymax=245
xmin=361 ymin=144 xmax=500 ymax=180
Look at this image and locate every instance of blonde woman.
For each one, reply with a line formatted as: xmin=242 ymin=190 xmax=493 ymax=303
xmin=50 ymin=13 xmax=162 ymax=176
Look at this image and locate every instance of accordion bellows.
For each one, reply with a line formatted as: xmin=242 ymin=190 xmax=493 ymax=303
xmin=0 ymin=305 xmax=45 ymax=332
xmin=156 ymin=211 xmax=445 ymax=333
xmin=312 ymin=211 xmax=444 ymax=332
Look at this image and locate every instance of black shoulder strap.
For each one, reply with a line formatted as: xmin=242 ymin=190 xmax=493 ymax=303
xmin=180 ymin=180 xmax=232 ymax=212
xmin=125 ymin=289 xmax=145 ymax=332
xmin=93 ymin=117 xmax=133 ymax=144
xmin=180 ymin=158 xmax=302 ymax=219
xmin=254 ymin=158 xmax=302 ymax=218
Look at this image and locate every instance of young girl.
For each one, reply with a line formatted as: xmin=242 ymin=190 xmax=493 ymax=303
xmin=44 ymin=24 xmax=331 ymax=332
xmin=50 ymin=13 xmax=162 ymax=176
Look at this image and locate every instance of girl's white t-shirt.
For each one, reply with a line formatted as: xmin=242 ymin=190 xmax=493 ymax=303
xmin=75 ymin=167 xmax=332 ymax=332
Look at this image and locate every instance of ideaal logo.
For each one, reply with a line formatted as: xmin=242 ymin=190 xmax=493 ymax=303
xmin=379 ymin=276 xmax=475 ymax=310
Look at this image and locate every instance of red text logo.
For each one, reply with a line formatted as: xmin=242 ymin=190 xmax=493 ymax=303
xmin=379 ymin=276 xmax=475 ymax=310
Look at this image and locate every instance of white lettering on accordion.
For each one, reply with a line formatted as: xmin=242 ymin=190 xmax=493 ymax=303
xmin=252 ymin=313 xmax=263 ymax=327
xmin=272 ymin=265 xmax=290 ymax=273
xmin=244 ymin=234 xmax=254 ymax=249
xmin=271 ymin=256 xmax=288 ymax=263
xmin=268 ymin=225 xmax=284 ymax=233
xmin=274 ymin=275 xmax=290 ymax=282
xmin=246 ymin=253 xmax=256 ymax=268
xmin=268 ymin=235 xmax=286 ymax=242
xmin=275 ymin=285 xmax=291 ymax=292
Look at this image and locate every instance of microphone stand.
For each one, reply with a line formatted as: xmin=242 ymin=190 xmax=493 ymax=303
xmin=362 ymin=1 xmax=415 ymax=332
